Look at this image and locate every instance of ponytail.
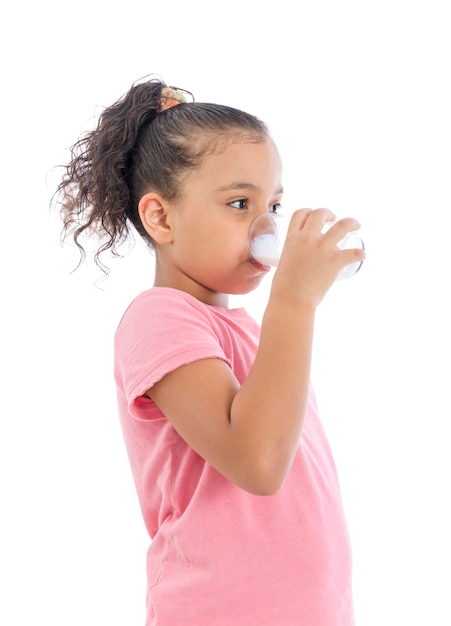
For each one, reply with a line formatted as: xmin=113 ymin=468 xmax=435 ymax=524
xmin=55 ymin=79 xmax=164 ymax=269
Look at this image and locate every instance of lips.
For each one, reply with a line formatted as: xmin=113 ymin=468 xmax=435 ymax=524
xmin=249 ymin=258 xmax=271 ymax=272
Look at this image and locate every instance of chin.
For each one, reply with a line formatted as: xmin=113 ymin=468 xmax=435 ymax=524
xmin=233 ymin=277 xmax=268 ymax=295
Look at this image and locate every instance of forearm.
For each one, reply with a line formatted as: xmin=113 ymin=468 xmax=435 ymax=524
xmin=229 ymin=298 xmax=316 ymax=493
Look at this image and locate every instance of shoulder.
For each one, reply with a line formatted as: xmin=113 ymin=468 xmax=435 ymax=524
xmin=116 ymin=288 xmax=215 ymax=338
xmin=114 ymin=287 xmax=229 ymax=365
xmin=119 ymin=287 xmax=208 ymax=320
xmin=114 ymin=288 xmax=235 ymax=404
xmin=116 ymin=287 xmax=258 ymax=341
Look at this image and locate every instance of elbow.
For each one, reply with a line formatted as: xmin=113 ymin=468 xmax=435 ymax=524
xmin=247 ymin=480 xmax=285 ymax=497
xmin=243 ymin=474 xmax=287 ymax=497
xmin=237 ymin=455 xmax=292 ymax=496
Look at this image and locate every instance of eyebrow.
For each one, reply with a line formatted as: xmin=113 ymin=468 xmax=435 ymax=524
xmin=215 ymin=182 xmax=284 ymax=195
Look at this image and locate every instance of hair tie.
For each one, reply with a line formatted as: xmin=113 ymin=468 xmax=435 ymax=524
xmin=159 ymin=86 xmax=187 ymax=112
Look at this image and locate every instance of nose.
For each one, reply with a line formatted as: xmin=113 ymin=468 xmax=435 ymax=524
xmin=249 ymin=212 xmax=279 ymax=239
xmin=253 ymin=207 xmax=276 ymax=224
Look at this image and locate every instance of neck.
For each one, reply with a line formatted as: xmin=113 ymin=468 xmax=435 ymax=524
xmin=153 ymin=268 xmax=230 ymax=309
xmin=155 ymin=282 xmax=230 ymax=308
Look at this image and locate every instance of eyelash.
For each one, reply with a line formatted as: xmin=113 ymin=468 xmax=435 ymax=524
xmin=230 ymin=199 xmax=282 ymax=213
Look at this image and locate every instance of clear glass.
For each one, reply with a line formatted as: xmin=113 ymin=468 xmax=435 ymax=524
xmin=249 ymin=213 xmax=364 ymax=281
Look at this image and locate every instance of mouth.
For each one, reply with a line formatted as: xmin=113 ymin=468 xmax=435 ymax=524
xmin=249 ymin=258 xmax=271 ymax=273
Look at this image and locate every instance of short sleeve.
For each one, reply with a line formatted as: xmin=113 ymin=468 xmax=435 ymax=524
xmin=114 ymin=289 xmax=231 ymax=412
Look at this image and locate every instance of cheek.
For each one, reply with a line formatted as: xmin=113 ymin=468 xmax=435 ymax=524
xmin=195 ymin=222 xmax=230 ymax=253
xmin=210 ymin=229 xmax=245 ymax=264
xmin=175 ymin=225 xmax=220 ymax=264
xmin=176 ymin=214 xmax=247 ymax=265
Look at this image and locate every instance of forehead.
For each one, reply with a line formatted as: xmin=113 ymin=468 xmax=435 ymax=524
xmin=191 ymin=135 xmax=282 ymax=184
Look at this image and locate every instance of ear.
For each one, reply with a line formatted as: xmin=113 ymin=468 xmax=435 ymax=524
xmin=138 ymin=192 xmax=173 ymax=244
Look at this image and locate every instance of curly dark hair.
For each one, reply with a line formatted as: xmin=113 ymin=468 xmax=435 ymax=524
xmin=54 ymin=76 xmax=269 ymax=272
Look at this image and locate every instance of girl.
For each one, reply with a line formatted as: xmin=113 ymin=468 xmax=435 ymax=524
xmin=56 ymin=77 xmax=364 ymax=625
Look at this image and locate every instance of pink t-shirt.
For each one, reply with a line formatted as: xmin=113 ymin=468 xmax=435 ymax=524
xmin=114 ymin=287 xmax=354 ymax=625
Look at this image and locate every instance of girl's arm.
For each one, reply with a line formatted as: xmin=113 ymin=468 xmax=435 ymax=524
xmin=148 ymin=209 xmax=364 ymax=495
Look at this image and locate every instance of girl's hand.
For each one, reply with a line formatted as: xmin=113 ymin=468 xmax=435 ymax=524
xmin=272 ymin=208 xmax=365 ymax=308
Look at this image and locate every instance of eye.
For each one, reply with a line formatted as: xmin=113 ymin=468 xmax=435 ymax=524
xmin=270 ymin=202 xmax=282 ymax=213
xmin=230 ymin=199 xmax=248 ymax=210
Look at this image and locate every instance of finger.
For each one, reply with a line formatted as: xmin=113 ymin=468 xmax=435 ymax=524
xmin=323 ymin=217 xmax=361 ymax=244
xmin=288 ymin=208 xmax=314 ymax=231
xmin=303 ymin=208 xmax=337 ymax=232
xmin=338 ymin=246 xmax=366 ymax=268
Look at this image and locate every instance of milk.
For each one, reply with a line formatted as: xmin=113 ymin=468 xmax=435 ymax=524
xmin=250 ymin=226 xmax=364 ymax=279
xmin=250 ymin=234 xmax=280 ymax=267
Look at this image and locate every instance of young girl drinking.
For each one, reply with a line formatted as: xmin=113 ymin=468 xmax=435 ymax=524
xmin=56 ymin=77 xmax=364 ymax=625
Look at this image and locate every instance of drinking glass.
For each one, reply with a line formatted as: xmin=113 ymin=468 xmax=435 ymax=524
xmin=249 ymin=213 xmax=364 ymax=281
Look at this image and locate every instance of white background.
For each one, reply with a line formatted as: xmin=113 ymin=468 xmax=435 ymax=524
xmin=1 ymin=0 xmax=450 ymax=624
